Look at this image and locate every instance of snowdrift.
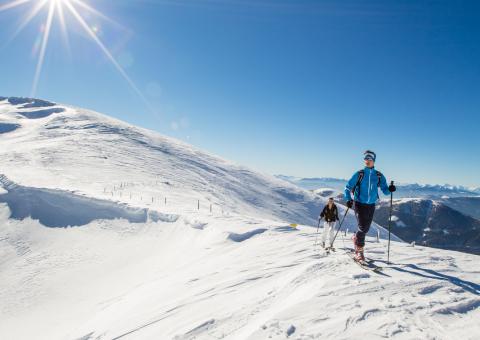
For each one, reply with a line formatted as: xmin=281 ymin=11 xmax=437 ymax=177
xmin=0 ymin=175 xmax=177 ymax=227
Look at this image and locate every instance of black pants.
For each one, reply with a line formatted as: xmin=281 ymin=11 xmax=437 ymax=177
xmin=354 ymin=201 xmax=376 ymax=247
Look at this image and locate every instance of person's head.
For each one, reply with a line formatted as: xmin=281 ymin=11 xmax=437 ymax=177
xmin=363 ymin=150 xmax=376 ymax=168
xmin=328 ymin=197 xmax=334 ymax=206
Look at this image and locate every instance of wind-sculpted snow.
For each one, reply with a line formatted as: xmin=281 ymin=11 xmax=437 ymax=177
xmin=6 ymin=97 xmax=56 ymax=108
xmin=0 ymin=123 xmax=20 ymax=134
xmin=227 ymin=228 xmax=268 ymax=242
xmin=0 ymin=211 xmax=477 ymax=340
xmin=0 ymin=175 xmax=177 ymax=227
xmin=17 ymin=107 xmax=65 ymax=119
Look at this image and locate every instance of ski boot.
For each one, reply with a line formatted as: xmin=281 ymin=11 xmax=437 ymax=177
xmin=354 ymin=247 xmax=365 ymax=262
xmin=353 ymin=234 xmax=365 ymax=262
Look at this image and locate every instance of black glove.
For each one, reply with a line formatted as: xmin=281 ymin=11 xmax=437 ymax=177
xmin=347 ymin=200 xmax=353 ymax=208
xmin=389 ymin=184 xmax=396 ymax=192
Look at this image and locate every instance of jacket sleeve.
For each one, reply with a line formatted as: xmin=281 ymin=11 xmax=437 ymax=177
xmin=320 ymin=206 xmax=326 ymax=218
xmin=335 ymin=207 xmax=339 ymax=221
xmin=380 ymin=173 xmax=390 ymax=196
xmin=344 ymin=172 xmax=359 ymax=201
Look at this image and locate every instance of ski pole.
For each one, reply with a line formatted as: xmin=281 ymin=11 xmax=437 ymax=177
xmin=314 ymin=217 xmax=323 ymax=247
xmin=330 ymin=206 xmax=350 ymax=246
xmin=387 ymin=181 xmax=394 ymax=264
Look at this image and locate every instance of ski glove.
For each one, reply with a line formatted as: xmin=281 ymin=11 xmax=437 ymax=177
xmin=346 ymin=200 xmax=353 ymax=209
xmin=389 ymin=184 xmax=397 ymax=192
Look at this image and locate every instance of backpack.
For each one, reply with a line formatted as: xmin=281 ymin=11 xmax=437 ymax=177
xmin=351 ymin=169 xmax=382 ymax=198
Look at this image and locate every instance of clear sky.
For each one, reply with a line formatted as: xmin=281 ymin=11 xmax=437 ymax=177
xmin=0 ymin=0 xmax=479 ymax=187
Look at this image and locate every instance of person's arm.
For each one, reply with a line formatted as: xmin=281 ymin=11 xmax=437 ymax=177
xmin=320 ymin=206 xmax=326 ymax=218
xmin=344 ymin=172 xmax=359 ymax=201
xmin=335 ymin=206 xmax=339 ymax=221
xmin=380 ymin=173 xmax=390 ymax=196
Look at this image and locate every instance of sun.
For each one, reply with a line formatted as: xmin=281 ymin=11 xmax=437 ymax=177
xmin=0 ymin=0 xmax=150 ymax=110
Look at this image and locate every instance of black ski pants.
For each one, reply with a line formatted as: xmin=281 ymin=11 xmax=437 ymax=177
xmin=354 ymin=201 xmax=376 ymax=247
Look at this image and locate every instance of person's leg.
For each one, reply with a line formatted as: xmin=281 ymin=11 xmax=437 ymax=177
xmin=321 ymin=221 xmax=329 ymax=246
xmin=328 ymin=222 xmax=336 ymax=246
xmin=354 ymin=202 xmax=376 ymax=247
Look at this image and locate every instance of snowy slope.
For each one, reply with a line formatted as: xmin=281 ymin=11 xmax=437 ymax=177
xmin=1 ymin=205 xmax=479 ymax=340
xmin=0 ymin=97 xmax=324 ymax=226
xmin=0 ymin=97 xmax=479 ymax=340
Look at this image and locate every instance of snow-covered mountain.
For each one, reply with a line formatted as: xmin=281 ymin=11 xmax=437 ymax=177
xmin=375 ymin=198 xmax=480 ymax=255
xmin=279 ymin=175 xmax=480 ymax=199
xmin=439 ymin=196 xmax=480 ymax=220
xmin=0 ymin=96 xmax=329 ymax=226
xmin=1 ymin=97 xmax=479 ymax=340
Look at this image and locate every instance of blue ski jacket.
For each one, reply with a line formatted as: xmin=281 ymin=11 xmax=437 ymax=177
xmin=344 ymin=167 xmax=390 ymax=205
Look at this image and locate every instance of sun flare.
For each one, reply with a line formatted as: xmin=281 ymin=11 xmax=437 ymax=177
xmin=0 ymin=0 xmax=150 ymax=109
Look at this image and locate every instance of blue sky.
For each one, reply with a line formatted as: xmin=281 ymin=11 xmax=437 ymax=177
xmin=0 ymin=0 xmax=479 ymax=186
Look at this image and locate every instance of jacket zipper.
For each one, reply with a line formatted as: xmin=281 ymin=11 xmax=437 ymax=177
xmin=368 ymin=170 xmax=371 ymax=203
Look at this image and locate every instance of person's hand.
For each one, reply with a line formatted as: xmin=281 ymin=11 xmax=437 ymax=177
xmin=389 ymin=184 xmax=397 ymax=192
xmin=347 ymin=200 xmax=353 ymax=209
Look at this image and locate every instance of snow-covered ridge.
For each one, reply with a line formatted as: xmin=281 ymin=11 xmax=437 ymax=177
xmin=0 ymin=96 xmax=395 ymax=237
xmin=0 ymin=96 xmax=325 ymax=226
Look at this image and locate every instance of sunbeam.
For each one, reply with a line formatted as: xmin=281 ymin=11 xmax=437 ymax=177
xmin=31 ymin=0 xmax=55 ymax=96
xmin=0 ymin=0 xmax=29 ymax=12
xmin=0 ymin=0 xmax=151 ymax=111
xmin=64 ymin=0 xmax=153 ymax=111
xmin=9 ymin=0 xmax=48 ymax=45
xmin=70 ymin=0 xmax=127 ymax=31
xmin=55 ymin=0 xmax=71 ymax=54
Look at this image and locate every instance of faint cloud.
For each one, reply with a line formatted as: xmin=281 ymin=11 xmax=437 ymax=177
xmin=170 ymin=121 xmax=179 ymax=131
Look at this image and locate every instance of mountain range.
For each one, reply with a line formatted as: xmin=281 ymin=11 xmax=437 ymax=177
xmin=279 ymin=175 xmax=480 ymax=255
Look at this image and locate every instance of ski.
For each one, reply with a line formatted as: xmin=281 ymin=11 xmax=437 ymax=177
xmin=345 ymin=249 xmax=383 ymax=272
xmin=324 ymin=246 xmax=336 ymax=254
xmin=322 ymin=245 xmax=336 ymax=255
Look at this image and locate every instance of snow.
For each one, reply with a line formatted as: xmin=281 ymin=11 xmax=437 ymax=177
xmin=0 ymin=98 xmax=479 ymax=339
xmin=312 ymin=187 xmax=342 ymax=198
xmin=2 ymin=215 xmax=475 ymax=340
xmin=391 ymin=215 xmax=406 ymax=228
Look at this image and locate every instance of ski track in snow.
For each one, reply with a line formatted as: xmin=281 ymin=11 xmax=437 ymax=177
xmin=0 ymin=98 xmax=478 ymax=340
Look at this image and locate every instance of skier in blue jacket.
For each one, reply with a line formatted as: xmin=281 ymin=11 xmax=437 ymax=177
xmin=344 ymin=150 xmax=396 ymax=261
